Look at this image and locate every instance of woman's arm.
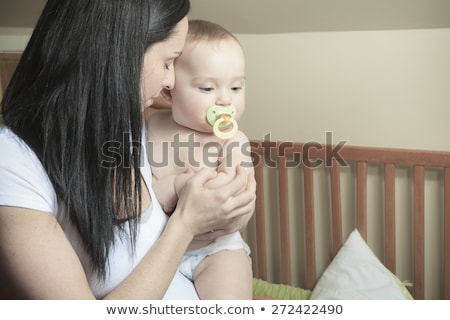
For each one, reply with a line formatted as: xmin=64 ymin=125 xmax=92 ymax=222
xmin=0 ymin=167 xmax=255 ymax=299
xmin=0 ymin=206 xmax=97 ymax=299
xmin=0 ymin=205 xmax=195 ymax=300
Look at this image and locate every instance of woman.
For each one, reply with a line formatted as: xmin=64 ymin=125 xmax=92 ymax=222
xmin=0 ymin=0 xmax=255 ymax=299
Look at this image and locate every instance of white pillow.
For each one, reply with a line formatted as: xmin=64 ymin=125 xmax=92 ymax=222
xmin=310 ymin=229 xmax=413 ymax=300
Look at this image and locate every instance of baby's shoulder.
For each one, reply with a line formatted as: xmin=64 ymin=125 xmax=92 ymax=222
xmin=225 ymin=130 xmax=250 ymax=146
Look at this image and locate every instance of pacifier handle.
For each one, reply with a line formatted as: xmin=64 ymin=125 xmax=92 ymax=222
xmin=206 ymin=105 xmax=238 ymax=140
xmin=213 ymin=115 xmax=238 ymax=140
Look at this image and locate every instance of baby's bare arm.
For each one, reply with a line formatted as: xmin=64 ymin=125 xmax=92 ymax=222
xmin=204 ymin=131 xmax=254 ymax=189
xmin=153 ymin=170 xmax=195 ymax=214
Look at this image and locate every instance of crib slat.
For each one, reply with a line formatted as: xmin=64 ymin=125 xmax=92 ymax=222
xmin=277 ymin=156 xmax=291 ymax=285
xmin=444 ymin=168 xmax=450 ymax=299
xmin=384 ymin=163 xmax=396 ymax=273
xmin=330 ymin=158 xmax=343 ymax=256
xmin=303 ymin=165 xmax=316 ymax=290
xmin=356 ymin=162 xmax=367 ymax=240
xmin=249 ymin=140 xmax=450 ymax=299
xmin=414 ymin=165 xmax=425 ymax=300
xmin=254 ymin=158 xmax=267 ymax=281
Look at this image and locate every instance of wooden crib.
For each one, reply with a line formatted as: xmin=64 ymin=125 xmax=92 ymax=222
xmin=244 ymin=139 xmax=450 ymax=300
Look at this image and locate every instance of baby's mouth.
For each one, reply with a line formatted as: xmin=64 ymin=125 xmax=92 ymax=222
xmin=206 ymin=105 xmax=238 ymax=140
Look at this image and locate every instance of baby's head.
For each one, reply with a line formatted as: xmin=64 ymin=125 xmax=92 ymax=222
xmin=162 ymin=19 xmax=246 ymax=137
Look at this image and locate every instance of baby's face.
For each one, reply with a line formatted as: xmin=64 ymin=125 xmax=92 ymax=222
xmin=170 ymin=38 xmax=246 ymax=133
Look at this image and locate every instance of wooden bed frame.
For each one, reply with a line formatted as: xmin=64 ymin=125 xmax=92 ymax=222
xmin=245 ymin=139 xmax=450 ymax=300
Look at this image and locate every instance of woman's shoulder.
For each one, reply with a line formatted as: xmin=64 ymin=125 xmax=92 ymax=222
xmin=0 ymin=124 xmax=57 ymax=213
xmin=0 ymin=125 xmax=40 ymax=167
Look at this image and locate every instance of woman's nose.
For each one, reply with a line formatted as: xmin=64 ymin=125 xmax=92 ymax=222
xmin=162 ymin=69 xmax=175 ymax=90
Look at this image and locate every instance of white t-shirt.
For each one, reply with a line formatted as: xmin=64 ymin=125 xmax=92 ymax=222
xmin=0 ymin=124 xmax=199 ymax=299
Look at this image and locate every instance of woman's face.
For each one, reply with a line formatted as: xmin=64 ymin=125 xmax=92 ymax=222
xmin=140 ymin=17 xmax=189 ymax=111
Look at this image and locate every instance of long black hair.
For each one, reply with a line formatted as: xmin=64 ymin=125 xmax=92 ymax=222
xmin=1 ymin=0 xmax=190 ymax=279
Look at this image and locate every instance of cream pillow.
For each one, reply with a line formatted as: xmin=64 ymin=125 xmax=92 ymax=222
xmin=310 ymin=229 xmax=413 ymax=300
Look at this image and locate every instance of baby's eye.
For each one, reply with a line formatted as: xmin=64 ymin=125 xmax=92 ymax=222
xmin=199 ymin=87 xmax=214 ymax=92
xmin=231 ymin=86 xmax=242 ymax=92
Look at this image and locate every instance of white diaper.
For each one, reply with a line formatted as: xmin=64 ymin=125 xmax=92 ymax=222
xmin=179 ymin=231 xmax=251 ymax=280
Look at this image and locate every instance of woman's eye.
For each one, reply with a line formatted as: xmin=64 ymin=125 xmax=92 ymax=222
xmin=164 ymin=59 xmax=175 ymax=70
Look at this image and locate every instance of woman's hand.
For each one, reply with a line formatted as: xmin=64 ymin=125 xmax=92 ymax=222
xmin=171 ymin=165 xmax=256 ymax=240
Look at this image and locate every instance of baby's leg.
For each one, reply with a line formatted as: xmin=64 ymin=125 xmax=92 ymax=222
xmin=193 ymin=249 xmax=253 ymax=299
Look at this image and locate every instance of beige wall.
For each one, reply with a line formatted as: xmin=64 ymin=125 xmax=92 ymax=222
xmin=0 ymin=28 xmax=31 ymax=53
xmin=2 ymin=27 xmax=449 ymax=152
xmin=237 ymin=28 xmax=450 ymax=151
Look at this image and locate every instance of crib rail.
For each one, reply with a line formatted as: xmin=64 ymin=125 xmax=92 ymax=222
xmin=248 ymin=140 xmax=450 ymax=300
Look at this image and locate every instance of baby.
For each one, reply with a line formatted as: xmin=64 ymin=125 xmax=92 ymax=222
xmin=146 ymin=19 xmax=253 ymax=299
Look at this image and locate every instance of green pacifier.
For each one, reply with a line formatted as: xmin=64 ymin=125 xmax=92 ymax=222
xmin=206 ymin=105 xmax=238 ymax=140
